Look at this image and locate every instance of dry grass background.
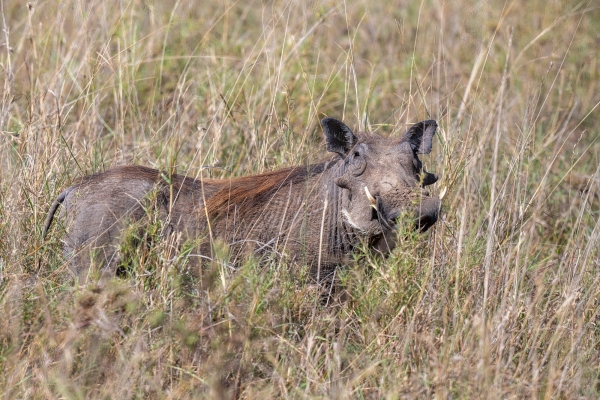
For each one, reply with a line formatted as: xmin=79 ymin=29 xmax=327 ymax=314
xmin=1 ymin=0 xmax=599 ymax=398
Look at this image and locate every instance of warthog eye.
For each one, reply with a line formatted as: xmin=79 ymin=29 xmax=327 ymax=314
xmin=348 ymin=147 xmax=366 ymax=176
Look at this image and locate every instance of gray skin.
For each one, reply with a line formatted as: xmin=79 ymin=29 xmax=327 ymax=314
xmin=43 ymin=117 xmax=441 ymax=282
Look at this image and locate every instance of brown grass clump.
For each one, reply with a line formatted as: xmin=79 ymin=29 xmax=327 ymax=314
xmin=1 ymin=0 xmax=599 ymax=398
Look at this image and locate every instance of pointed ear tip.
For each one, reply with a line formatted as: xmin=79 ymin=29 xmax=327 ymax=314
xmin=408 ymin=119 xmax=437 ymax=130
xmin=420 ymin=120 xmax=438 ymax=136
xmin=421 ymin=120 xmax=438 ymax=129
xmin=321 ymin=117 xmax=336 ymax=127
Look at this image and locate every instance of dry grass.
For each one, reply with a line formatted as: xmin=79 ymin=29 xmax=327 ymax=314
xmin=1 ymin=0 xmax=600 ymax=398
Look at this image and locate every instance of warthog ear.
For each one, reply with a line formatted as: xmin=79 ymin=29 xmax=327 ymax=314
xmin=402 ymin=120 xmax=437 ymax=154
xmin=321 ymin=117 xmax=358 ymax=157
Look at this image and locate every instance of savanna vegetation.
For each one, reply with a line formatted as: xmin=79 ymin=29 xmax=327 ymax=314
xmin=1 ymin=0 xmax=599 ymax=398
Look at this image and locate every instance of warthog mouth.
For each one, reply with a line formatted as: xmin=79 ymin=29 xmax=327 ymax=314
xmin=364 ymin=186 xmax=398 ymax=230
xmin=365 ymin=186 xmax=441 ymax=233
xmin=340 ymin=186 xmax=396 ymax=236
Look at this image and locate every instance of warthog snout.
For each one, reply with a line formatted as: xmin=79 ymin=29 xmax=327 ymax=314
xmin=415 ymin=195 xmax=441 ymax=231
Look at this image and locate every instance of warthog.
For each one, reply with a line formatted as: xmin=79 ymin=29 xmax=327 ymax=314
xmin=43 ymin=117 xmax=441 ymax=282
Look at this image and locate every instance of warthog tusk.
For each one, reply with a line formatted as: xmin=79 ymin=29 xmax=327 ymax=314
xmin=439 ymin=186 xmax=447 ymax=201
xmin=364 ymin=186 xmax=377 ymax=209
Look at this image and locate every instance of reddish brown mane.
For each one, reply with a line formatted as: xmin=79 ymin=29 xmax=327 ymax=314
xmin=73 ymin=164 xmax=333 ymax=221
xmin=205 ymin=162 xmax=331 ymax=219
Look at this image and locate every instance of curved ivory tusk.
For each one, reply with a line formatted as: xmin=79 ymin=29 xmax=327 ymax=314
xmin=364 ymin=186 xmax=377 ymax=208
xmin=439 ymin=186 xmax=447 ymax=201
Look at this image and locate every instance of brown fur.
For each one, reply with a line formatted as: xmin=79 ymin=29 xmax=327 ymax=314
xmin=204 ymin=163 xmax=333 ymax=219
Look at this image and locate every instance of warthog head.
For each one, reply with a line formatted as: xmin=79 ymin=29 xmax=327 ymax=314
xmin=321 ymin=117 xmax=441 ymax=251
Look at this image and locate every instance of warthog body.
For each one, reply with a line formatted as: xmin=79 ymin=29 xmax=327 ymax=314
xmin=43 ymin=117 xmax=441 ymax=281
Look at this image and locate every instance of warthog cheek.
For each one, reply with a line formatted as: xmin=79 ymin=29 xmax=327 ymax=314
xmin=342 ymin=209 xmax=362 ymax=231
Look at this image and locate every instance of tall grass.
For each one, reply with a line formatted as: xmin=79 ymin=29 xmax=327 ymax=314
xmin=1 ymin=0 xmax=599 ymax=397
